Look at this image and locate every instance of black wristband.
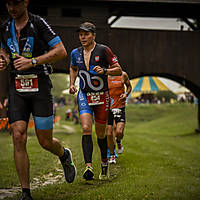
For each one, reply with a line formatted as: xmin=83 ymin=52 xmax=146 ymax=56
xmin=103 ymin=68 xmax=107 ymax=75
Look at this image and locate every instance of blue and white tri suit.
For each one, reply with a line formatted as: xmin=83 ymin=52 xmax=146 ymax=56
xmin=70 ymin=43 xmax=118 ymax=124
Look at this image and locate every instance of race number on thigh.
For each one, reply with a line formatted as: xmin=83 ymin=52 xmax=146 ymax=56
xmin=111 ymin=108 xmax=122 ymax=118
xmin=86 ymin=91 xmax=105 ymax=106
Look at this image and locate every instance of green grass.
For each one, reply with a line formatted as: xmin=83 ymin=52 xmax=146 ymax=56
xmin=1 ymin=103 xmax=200 ymax=200
xmin=50 ymin=73 xmax=69 ymax=98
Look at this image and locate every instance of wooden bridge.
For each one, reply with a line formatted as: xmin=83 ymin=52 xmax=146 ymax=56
xmin=1 ymin=0 xmax=200 ymax=130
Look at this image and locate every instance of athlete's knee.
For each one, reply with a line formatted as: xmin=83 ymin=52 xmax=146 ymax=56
xmin=13 ymin=133 xmax=26 ymax=148
xmin=12 ymin=132 xmax=27 ymax=152
xmin=38 ymin=138 xmax=52 ymax=150
xmin=95 ymin=124 xmax=106 ymax=139
xmin=107 ymin=127 xmax=113 ymax=136
xmin=96 ymin=130 xmax=106 ymax=139
xmin=11 ymin=121 xmax=26 ymax=133
xmin=116 ymin=129 xmax=124 ymax=138
xmin=12 ymin=124 xmax=27 ymax=147
xmin=82 ymin=124 xmax=91 ymax=135
xmin=107 ymin=134 xmax=113 ymax=142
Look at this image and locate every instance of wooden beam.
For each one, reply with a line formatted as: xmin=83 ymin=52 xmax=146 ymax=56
xmin=94 ymin=0 xmax=200 ymax=4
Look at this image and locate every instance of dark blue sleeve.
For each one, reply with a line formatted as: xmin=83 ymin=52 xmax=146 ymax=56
xmin=36 ymin=16 xmax=61 ymax=47
xmin=70 ymin=49 xmax=77 ymax=66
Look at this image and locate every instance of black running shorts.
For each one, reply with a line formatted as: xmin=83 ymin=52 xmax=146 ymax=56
xmin=107 ymin=107 xmax=126 ymax=125
xmin=8 ymin=75 xmax=53 ymax=124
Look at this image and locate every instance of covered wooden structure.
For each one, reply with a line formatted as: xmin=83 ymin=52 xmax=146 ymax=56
xmin=1 ymin=0 xmax=200 ymax=130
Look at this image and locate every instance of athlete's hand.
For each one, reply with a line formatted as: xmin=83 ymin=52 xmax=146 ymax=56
xmin=69 ymin=85 xmax=77 ymax=94
xmin=93 ymin=65 xmax=104 ymax=74
xmin=0 ymin=99 xmax=8 ymax=109
xmin=0 ymin=54 xmax=8 ymax=71
xmin=3 ymin=99 xmax=8 ymax=107
xmin=14 ymin=54 xmax=32 ymax=71
xmin=0 ymin=102 xmax=3 ymax=109
xmin=119 ymin=93 xmax=127 ymax=101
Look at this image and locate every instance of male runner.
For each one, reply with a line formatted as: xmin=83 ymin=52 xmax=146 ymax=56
xmin=107 ymin=71 xmax=132 ymax=163
xmin=69 ymin=22 xmax=122 ymax=180
xmin=0 ymin=0 xmax=76 ymax=199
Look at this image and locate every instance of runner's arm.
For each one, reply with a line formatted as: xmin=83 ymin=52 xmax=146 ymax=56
xmin=14 ymin=42 xmax=67 ymax=71
xmin=34 ymin=42 xmax=67 ymax=65
xmin=93 ymin=62 xmax=122 ymax=76
xmin=123 ymin=71 xmax=132 ymax=96
xmin=105 ymin=46 xmax=122 ymax=76
xmin=69 ymin=65 xmax=78 ymax=94
xmin=107 ymin=62 xmax=122 ymax=76
xmin=34 ymin=16 xmax=68 ymax=65
xmin=119 ymin=71 xmax=132 ymax=101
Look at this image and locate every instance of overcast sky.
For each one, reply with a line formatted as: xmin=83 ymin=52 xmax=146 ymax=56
xmin=110 ymin=16 xmax=188 ymax=91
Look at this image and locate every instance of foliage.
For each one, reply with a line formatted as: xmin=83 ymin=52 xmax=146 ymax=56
xmin=50 ymin=73 xmax=69 ymax=98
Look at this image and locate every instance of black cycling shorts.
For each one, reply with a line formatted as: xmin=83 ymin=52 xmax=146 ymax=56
xmin=107 ymin=107 xmax=126 ymax=126
xmin=8 ymin=75 xmax=53 ymax=124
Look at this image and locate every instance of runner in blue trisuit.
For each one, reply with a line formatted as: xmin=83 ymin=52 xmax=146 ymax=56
xmin=69 ymin=22 xmax=122 ymax=180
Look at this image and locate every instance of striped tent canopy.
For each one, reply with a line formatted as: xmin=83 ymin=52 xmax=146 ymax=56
xmin=130 ymin=76 xmax=170 ymax=98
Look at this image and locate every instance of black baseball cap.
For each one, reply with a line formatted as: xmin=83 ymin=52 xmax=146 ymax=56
xmin=76 ymin=22 xmax=96 ymax=33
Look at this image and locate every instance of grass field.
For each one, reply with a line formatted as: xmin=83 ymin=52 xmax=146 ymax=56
xmin=0 ymin=103 xmax=200 ymax=200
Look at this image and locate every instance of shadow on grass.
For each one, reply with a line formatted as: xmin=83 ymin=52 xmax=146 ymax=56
xmin=175 ymin=132 xmax=200 ymax=137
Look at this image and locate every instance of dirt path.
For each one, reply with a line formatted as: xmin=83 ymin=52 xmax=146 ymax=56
xmin=0 ymin=166 xmax=65 ymax=199
xmin=0 ymin=125 xmax=75 ymax=199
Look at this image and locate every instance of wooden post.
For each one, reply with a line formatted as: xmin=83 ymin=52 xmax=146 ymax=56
xmin=196 ymin=98 xmax=200 ymax=133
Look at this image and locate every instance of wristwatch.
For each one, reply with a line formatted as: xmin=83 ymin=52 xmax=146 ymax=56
xmin=103 ymin=68 xmax=107 ymax=75
xmin=32 ymin=58 xmax=38 ymax=67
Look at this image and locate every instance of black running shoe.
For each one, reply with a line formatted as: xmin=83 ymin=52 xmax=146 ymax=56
xmin=19 ymin=192 xmax=33 ymax=200
xmin=99 ymin=162 xmax=109 ymax=180
xmin=60 ymin=148 xmax=77 ymax=183
xmin=83 ymin=166 xmax=94 ymax=180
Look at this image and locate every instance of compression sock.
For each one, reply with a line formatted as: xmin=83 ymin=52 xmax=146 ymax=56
xmin=97 ymin=136 xmax=108 ymax=163
xmin=82 ymin=135 xmax=93 ymax=163
xmin=22 ymin=188 xmax=31 ymax=196
xmin=116 ymin=138 xmax=121 ymax=144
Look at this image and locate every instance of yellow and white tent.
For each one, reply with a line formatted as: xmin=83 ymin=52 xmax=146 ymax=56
xmin=130 ymin=76 xmax=170 ymax=98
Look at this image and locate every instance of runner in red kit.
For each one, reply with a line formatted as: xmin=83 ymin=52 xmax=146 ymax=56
xmin=107 ymin=71 xmax=132 ymax=164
